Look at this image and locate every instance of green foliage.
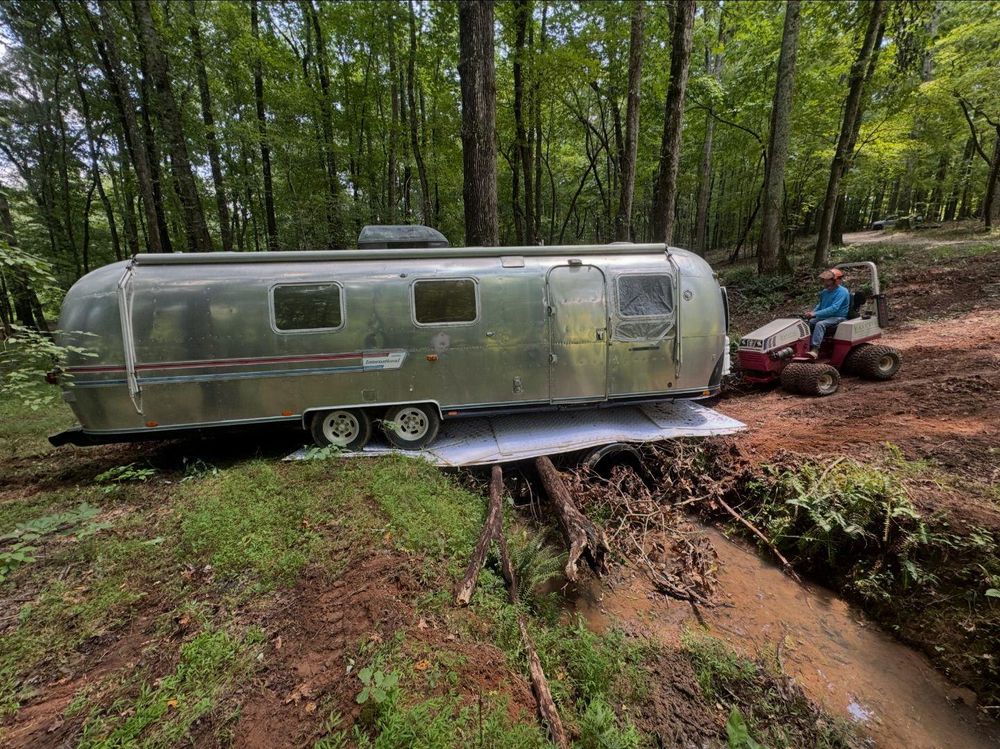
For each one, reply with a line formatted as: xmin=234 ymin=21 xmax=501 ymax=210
xmin=95 ymin=462 xmax=158 ymax=485
xmin=356 ymin=667 xmax=400 ymax=706
xmin=0 ymin=502 xmax=106 ymax=582
xmin=726 ymin=707 xmax=765 ymax=749
xmin=177 ymin=462 xmax=327 ymax=589
xmin=0 ymin=325 xmax=94 ymax=411
xmin=77 ymin=628 xmax=264 ymax=749
xmin=577 ymin=697 xmax=643 ymax=749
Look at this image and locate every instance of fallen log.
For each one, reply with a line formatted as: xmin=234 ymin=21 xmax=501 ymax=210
xmin=497 ymin=527 xmax=569 ymax=749
xmin=534 ymin=455 xmax=610 ymax=581
xmin=455 ymin=465 xmax=505 ymax=606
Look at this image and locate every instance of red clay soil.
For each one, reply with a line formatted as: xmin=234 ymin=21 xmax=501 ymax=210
xmin=717 ymin=309 xmax=1000 ymax=532
xmin=3 ymin=609 xmax=170 ymax=748
xmin=228 ymin=552 xmax=536 ymax=748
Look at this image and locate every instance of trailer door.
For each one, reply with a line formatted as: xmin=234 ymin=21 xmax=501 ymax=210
xmin=546 ymin=264 xmax=608 ymax=402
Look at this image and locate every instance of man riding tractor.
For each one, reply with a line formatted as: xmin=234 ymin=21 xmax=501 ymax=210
xmin=805 ymin=268 xmax=849 ymax=359
xmin=736 ymin=262 xmax=902 ymax=396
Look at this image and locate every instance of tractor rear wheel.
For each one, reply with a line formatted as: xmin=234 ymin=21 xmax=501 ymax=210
xmin=842 ymin=343 xmax=872 ymax=375
xmin=853 ymin=344 xmax=902 ymax=380
xmin=781 ymin=362 xmax=840 ymax=396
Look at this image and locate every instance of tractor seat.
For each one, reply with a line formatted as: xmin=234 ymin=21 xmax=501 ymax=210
xmin=822 ymin=291 xmax=869 ymax=338
xmin=847 ymin=290 xmax=868 ymax=320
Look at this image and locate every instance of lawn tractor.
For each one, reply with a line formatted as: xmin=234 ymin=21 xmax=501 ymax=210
xmin=736 ymin=262 xmax=902 ymax=396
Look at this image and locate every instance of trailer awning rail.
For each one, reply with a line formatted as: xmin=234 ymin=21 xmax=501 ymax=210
xmin=133 ymin=243 xmax=678 ymax=265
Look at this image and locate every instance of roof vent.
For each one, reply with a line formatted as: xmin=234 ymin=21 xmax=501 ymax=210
xmin=357 ymin=224 xmax=449 ymax=250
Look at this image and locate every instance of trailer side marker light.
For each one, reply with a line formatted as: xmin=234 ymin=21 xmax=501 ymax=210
xmin=447 ymin=410 xmax=459 ymax=416
xmin=281 ymin=410 xmax=293 ymax=416
xmin=145 ymin=421 xmax=159 ymax=428
xmin=702 ymin=390 xmax=710 ymax=396
xmin=426 ymin=354 xmax=438 ymax=361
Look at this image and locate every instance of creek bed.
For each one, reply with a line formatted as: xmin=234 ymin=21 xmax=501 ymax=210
xmin=576 ymin=525 xmax=999 ymax=749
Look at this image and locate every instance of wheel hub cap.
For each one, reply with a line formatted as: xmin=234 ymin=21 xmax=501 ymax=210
xmin=394 ymin=408 xmax=429 ymax=440
xmin=322 ymin=411 xmax=360 ymax=445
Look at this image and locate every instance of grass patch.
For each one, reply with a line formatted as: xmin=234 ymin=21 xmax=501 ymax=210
xmin=363 ymin=456 xmax=482 ymax=564
xmin=177 ymin=461 xmax=335 ymax=590
xmin=0 ymin=396 xmax=74 ymax=458
xmin=77 ymin=627 xmax=264 ymax=748
xmin=682 ymin=630 xmax=859 ymax=748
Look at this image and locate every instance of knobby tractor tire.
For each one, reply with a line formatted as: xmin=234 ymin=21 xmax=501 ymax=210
xmin=841 ymin=343 xmax=872 ymax=375
xmin=781 ymin=362 xmax=840 ymax=396
xmin=852 ymin=344 xmax=902 ymax=380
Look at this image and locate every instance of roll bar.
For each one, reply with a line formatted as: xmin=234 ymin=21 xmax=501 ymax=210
xmin=834 ymin=261 xmax=880 ymax=296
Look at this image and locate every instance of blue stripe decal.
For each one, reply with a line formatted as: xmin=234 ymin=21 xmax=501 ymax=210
xmin=71 ymin=363 xmax=369 ymax=388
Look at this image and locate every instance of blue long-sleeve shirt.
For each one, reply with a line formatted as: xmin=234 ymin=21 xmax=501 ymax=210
xmin=813 ymin=285 xmax=850 ymax=320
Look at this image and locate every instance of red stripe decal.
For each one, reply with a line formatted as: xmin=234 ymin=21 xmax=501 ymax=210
xmin=69 ymin=351 xmax=388 ymax=374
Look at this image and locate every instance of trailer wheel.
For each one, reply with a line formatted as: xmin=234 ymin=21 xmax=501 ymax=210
xmin=310 ymin=409 xmax=372 ymax=450
xmin=853 ymin=344 xmax=902 ymax=380
xmin=382 ymin=404 xmax=441 ymax=450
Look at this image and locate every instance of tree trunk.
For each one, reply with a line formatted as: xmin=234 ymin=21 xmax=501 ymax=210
xmin=615 ymin=1 xmax=644 ymax=242
xmin=534 ymin=456 xmax=609 ymax=581
xmin=533 ymin=5 xmax=547 ymax=242
xmin=133 ymin=0 xmax=212 ymax=252
xmin=757 ymin=0 xmax=799 ymax=273
xmin=458 ymin=0 xmax=498 ymax=246
xmin=455 ymin=465 xmax=504 ymax=606
xmin=985 ymin=129 xmax=1000 ymax=230
xmin=407 ymin=0 xmax=433 ymax=226
xmin=189 ymin=0 xmax=232 ymax=252
xmin=137 ymin=73 xmax=174 ymax=253
xmin=814 ymin=0 xmax=887 ymax=267
xmin=87 ymin=4 xmax=164 ymax=254
xmin=945 ymin=137 xmax=974 ymax=221
xmin=305 ymin=0 xmax=342 ymax=247
xmin=251 ymin=0 xmax=279 ymax=250
xmin=0 ymin=190 xmax=48 ymax=332
xmin=513 ymin=0 xmax=535 ymax=244
xmin=651 ymin=0 xmax=695 ymax=244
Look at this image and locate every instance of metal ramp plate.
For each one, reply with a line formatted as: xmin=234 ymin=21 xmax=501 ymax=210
xmin=285 ymin=400 xmax=744 ymax=467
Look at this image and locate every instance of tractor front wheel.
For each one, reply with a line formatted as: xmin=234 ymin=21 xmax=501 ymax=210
xmin=852 ymin=344 xmax=902 ymax=380
xmin=781 ymin=362 xmax=840 ymax=396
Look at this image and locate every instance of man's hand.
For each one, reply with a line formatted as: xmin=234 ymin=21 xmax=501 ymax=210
xmin=804 ymin=310 xmax=815 ymax=319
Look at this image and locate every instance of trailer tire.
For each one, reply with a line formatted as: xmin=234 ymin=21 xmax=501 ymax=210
xmin=853 ymin=344 xmax=902 ymax=380
xmin=382 ymin=404 xmax=441 ymax=450
xmin=310 ymin=408 xmax=373 ymax=450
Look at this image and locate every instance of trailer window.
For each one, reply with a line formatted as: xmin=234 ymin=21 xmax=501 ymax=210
xmin=617 ymin=274 xmax=673 ymax=317
xmin=413 ymin=279 xmax=478 ymax=324
xmin=272 ymin=283 xmax=343 ymax=331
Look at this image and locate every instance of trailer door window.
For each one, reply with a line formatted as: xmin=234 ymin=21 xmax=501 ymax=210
xmin=272 ymin=283 xmax=343 ymax=331
xmin=617 ymin=274 xmax=673 ymax=317
xmin=413 ymin=279 xmax=478 ymax=325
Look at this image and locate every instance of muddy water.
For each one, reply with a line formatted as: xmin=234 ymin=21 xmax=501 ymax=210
xmin=577 ymin=527 xmax=1000 ymax=749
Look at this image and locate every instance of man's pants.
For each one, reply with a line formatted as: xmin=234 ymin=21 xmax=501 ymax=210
xmin=809 ymin=317 xmax=846 ymax=348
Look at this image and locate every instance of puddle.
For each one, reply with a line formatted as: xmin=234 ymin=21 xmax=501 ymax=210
xmin=576 ymin=526 xmax=1000 ymax=749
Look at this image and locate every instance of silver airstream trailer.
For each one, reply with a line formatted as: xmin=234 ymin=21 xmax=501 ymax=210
xmin=49 ymin=231 xmax=729 ymax=450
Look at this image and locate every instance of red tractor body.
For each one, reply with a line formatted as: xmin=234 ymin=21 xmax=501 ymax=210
xmin=736 ymin=262 xmax=901 ymax=396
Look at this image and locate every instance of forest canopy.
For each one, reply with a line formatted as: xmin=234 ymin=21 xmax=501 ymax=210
xmin=1 ymin=0 xmax=998 ymax=332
